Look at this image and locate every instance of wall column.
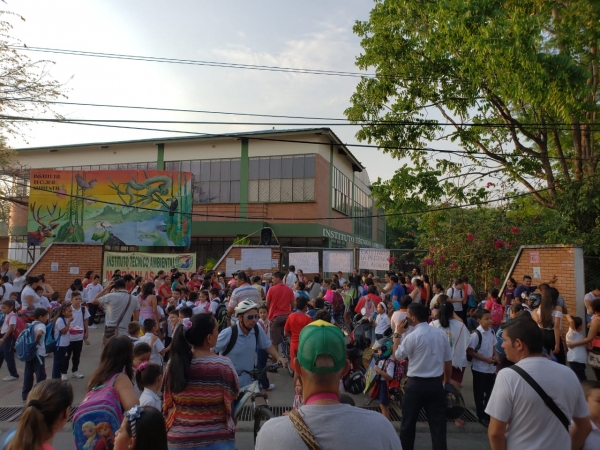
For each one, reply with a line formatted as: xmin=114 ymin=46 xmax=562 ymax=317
xmin=240 ymin=139 xmax=249 ymax=219
xmin=156 ymin=143 xmax=165 ymax=170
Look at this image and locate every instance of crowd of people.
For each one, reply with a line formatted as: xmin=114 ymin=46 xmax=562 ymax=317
xmin=0 ymin=262 xmax=599 ymax=449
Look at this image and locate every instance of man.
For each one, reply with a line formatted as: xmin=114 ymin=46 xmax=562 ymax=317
xmin=513 ymin=274 xmax=557 ymax=300
xmin=256 ymin=320 xmax=401 ymax=450
xmin=447 ymin=277 xmax=466 ymax=320
xmin=336 ymin=271 xmax=347 ymax=286
xmin=214 ymin=300 xmax=286 ymax=389
xmin=84 ymin=275 xmax=103 ymax=329
xmin=411 ymin=267 xmax=421 ymax=281
xmin=244 ymin=267 xmax=254 ymax=279
xmin=0 ymin=276 xmax=13 ymax=301
xmin=21 ymin=276 xmax=41 ymax=309
xmin=390 ymin=275 xmax=405 ymax=304
xmin=266 ymin=271 xmax=295 ymax=347
xmin=227 ymin=271 xmax=260 ymax=320
xmin=283 ymin=265 xmax=297 ymax=289
xmin=0 ymin=261 xmax=14 ymax=283
xmin=486 ymin=316 xmax=591 ymax=449
xmin=348 ymin=268 xmax=362 ymax=291
xmin=92 ymin=278 xmax=140 ymax=337
xmin=584 ymin=285 xmax=600 ymax=325
xmin=393 ymin=303 xmax=452 ymax=450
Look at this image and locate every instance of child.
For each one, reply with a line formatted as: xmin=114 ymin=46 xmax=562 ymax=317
xmin=284 ymin=297 xmax=313 ymax=372
xmin=176 ymin=290 xmax=194 ymax=310
xmin=114 ymin=405 xmax=168 ymax=450
xmin=307 ymin=298 xmax=324 ymax=321
xmin=283 ymin=379 xmax=304 ymax=416
xmin=373 ymin=338 xmax=395 ymax=420
xmin=467 ymin=308 xmax=479 ymax=331
xmin=136 ymin=362 xmax=163 ymax=410
xmin=132 ymin=342 xmax=152 ymax=397
xmin=566 ymin=315 xmax=588 ymax=381
xmin=52 ymin=302 xmax=73 ymax=380
xmin=22 ymin=308 xmax=48 ymax=401
xmin=178 ymin=307 xmax=193 ymax=322
xmin=467 ymin=309 xmax=497 ymax=427
xmin=294 ymin=281 xmax=309 ymax=300
xmin=256 ymin=305 xmax=271 ymax=390
xmin=137 ymin=319 xmax=167 ymax=366
xmin=580 ymin=381 xmax=600 ymax=450
xmin=64 ymin=291 xmax=89 ymax=378
xmin=128 ymin=321 xmax=141 ymax=344
xmin=208 ymin=287 xmax=221 ymax=315
xmin=6 ymin=379 xmax=73 ymax=450
xmin=0 ymin=299 xmax=19 ymax=380
xmin=374 ymin=302 xmax=391 ymax=340
xmin=192 ymin=290 xmax=211 ymax=315
xmin=34 ymin=286 xmax=51 ymax=309
xmin=484 ymin=288 xmax=504 ymax=332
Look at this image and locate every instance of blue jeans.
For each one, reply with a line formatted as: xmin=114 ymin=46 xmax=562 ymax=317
xmin=52 ymin=346 xmax=68 ymax=379
xmin=256 ymin=348 xmax=269 ymax=390
xmin=0 ymin=333 xmax=19 ymax=378
xmin=22 ymin=355 xmax=46 ymax=400
xmin=169 ymin=440 xmax=235 ymax=450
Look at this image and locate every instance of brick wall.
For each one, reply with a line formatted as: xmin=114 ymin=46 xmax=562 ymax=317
xmin=504 ymin=245 xmax=585 ymax=336
xmin=214 ymin=245 xmax=281 ymax=279
xmin=25 ymin=243 xmax=104 ymax=298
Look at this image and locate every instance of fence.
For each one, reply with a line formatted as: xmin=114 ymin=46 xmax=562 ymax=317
xmin=584 ymin=255 xmax=600 ymax=292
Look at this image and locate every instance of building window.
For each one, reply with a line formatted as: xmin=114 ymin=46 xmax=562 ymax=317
xmin=165 ymin=159 xmax=241 ymax=204
xmin=330 ymin=238 xmax=347 ymax=249
xmin=353 ymin=185 xmax=373 ymax=240
xmin=248 ymin=154 xmax=315 ymax=202
xmin=11 ymin=172 xmax=30 ymax=197
xmin=332 ymin=168 xmax=351 ymax=215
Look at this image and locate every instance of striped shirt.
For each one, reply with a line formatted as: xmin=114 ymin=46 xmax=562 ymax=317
xmin=163 ymin=355 xmax=239 ymax=448
xmin=228 ymin=283 xmax=260 ymax=309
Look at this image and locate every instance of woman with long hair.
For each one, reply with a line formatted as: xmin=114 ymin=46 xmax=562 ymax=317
xmin=82 ymin=270 xmax=95 ymax=289
xmin=163 ymin=313 xmax=238 ymax=449
xmin=38 ymin=273 xmax=55 ymax=296
xmin=88 ymin=336 xmax=139 ymax=411
xmin=430 ymin=301 xmax=470 ymax=427
xmin=422 ymin=274 xmax=432 ymax=306
xmin=409 ymin=278 xmax=424 ymax=304
xmin=158 ymin=275 xmax=172 ymax=299
xmin=6 ymin=379 xmax=73 ymax=450
xmin=131 ymin=277 xmax=144 ymax=297
xmin=138 ymin=282 xmax=159 ymax=325
xmin=532 ymin=287 xmax=565 ymax=364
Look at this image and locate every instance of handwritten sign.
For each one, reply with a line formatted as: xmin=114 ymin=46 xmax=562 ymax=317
xmin=289 ymin=252 xmax=319 ymax=274
xmin=323 ymin=251 xmax=353 ymax=273
xmin=530 ymin=251 xmax=540 ymax=264
xmin=241 ymin=248 xmax=272 ymax=270
xmin=359 ymin=248 xmax=390 ymax=271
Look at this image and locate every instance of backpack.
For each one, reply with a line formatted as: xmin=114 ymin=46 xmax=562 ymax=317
xmin=45 ymin=320 xmax=60 ymax=354
xmin=72 ymin=373 xmax=123 ymax=450
xmin=18 ymin=308 xmax=35 ymax=325
xmin=489 ymin=301 xmax=504 ymax=326
xmin=222 ymin=323 xmax=260 ymax=356
xmin=11 ymin=313 xmax=26 ymax=340
xmin=215 ymin=301 xmax=228 ymax=332
xmin=362 ymin=296 xmax=376 ymax=318
xmin=15 ymin=322 xmax=40 ymax=362
xmin=467 ymin=294 xmax=477 ymax=309
xmin=467 ymin=329 xmax=482 ymax=362
xmin=331 ymin=291 xmax=345 ymax=313
xmin=383 ymin=358 xmax=406 ymax=392
xmin=344 ymin=286 xmax=358 ymax=307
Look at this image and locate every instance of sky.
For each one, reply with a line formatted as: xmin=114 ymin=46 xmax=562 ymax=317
xmin=6 ymin=0 xmax=417 ymax=184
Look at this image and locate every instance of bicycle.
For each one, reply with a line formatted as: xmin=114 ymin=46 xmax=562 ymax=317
xmin=280 ymin=332 xmax=294 ymax=377
xmin=233 ymin=362 xmax=282 ymax=443
xmin=324 ymin=301 xmax=352 ymax=343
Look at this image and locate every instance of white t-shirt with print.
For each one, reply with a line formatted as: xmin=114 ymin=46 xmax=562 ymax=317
xmin=54 ymin=317 xmax=71 ymax=347
xmin=1 ymin=312 xmax=17 ymax=334
xmin=33 ymin=322 xmax=47 ymax=357
xmin=566 ymin=329 xmax=587 ymax=363
xmin=485 ymin=356 xmax=589 ymax=450
xmin=70 ymin=306 xmax=90 ymax=342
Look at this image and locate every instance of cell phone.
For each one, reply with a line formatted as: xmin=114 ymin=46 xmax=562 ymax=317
xmin=404 ymin=317 xmax=413 ymax=327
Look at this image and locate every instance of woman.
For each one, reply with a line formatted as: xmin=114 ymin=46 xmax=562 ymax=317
xmin=532 ymin=287 xmax=565 ymax=364
xmin=6 ymin=380 xmax=73 ymax=450
xmin=88 ymin=336 xmax=139 ymax=411
xmin=430 ymin=301 xmax=470 ymax=428
xmin=295 ymin=269 xmax=307 ymax=286
xmin=82 ymin=270 xmax=94 ymax=289
xmin=115 ymin=405 xmax=168 ymax=450
xmin=138 ymin=282 xmax=159 ymax=325
xmin=171 ymin=273 xmax=185 ymax=292
xmin=379 ymin=272 xmax=394 ymax=299
xmin=158 ymin=275 xmax=172 ymax=300
xmin=403 ymin=276 xmax=412 ymax=293
xmin=409 ymin=278 xmax=423 ymax=303
xmin=422 ymin=274 xmax=432 ymax=306
xmin=130 ymin=277 xmax=144 ymax=297
xmin=163 ymin=314 xmax=238 ymax=449
xmin=430 ymin=283 xmax=444 ymax=310
xmin=503 ymin=277 xmax=517 ymax=311
xmin=308 ymin=275 xmax=321 ymax=300
xmin=38 ymin=274 xmax=54 ymax=296
xmin=65 ymin=277 xmax=83 ymax=302
xmin=186 ymin=273 xmax=202 ymax=293
xmin=569 ymin=298 xmax=600 ymax=380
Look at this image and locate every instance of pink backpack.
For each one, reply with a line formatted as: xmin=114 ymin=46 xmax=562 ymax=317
xmin=72 ymin=373 xmax=122 ymax=450
xmin=489 ymin=301 xmax=504 ymax=326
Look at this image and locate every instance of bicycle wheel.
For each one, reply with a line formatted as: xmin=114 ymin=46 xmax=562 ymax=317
xmin=253 ymin=405 xmax=275 ymax=443
xmin=285 ymin=338 xmax=294 ymax=377
xmin=336 ymin=322 xmax=351 ymax=344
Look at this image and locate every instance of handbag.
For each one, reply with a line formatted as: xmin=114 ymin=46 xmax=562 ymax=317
xmin=369 ymin=379 xmax=381 ymax=399
xmin=289 ymin=408 xmax=322 ymax=450
xmin=102 ymin=294 xmax=132 ymax=345
xmin=588 ymin=351 xmax=600 ymax=369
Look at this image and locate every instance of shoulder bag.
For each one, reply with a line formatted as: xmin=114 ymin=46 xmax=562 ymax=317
xmin=102 ymin=294 xmax=132 ymax=345
xmin=289 ymin=408 xmax=322 ymax=450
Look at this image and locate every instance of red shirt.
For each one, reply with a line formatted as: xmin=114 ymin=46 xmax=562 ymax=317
xmin=284 ymin=311 xmax=313 ymax=351
xmin=354 ymin=293 xmax=382 ymax=314
xmin=266 ymin=283 xmax=294 ymax=320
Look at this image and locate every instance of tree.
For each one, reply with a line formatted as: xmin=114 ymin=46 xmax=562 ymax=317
xmin=346 ymin=0 xmax=600 ymax=249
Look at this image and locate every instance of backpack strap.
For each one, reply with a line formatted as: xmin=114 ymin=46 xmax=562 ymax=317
xmin=508 ymin=365 xmax=570 ymax=431
xmin=289 ymin=408 xmax=322 ymax=450
xmin=222 ymin=325 xmax=239 ymax=356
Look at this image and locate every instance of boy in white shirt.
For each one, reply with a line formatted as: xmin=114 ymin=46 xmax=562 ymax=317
xmin=64 ymin=291 xmax=89 ymax=379
xmin=566 ymin=315 xmax=588 ymax=381
xmin=22 ymin=307 xmax=48 ymax=401
xmin=467 ymin=308 xmax=498 ymax=427
xmin=208 ymin=287 xmax=221 ymax=315
xmin=85 ymin=275 xmax=104 ymax=329
xmin=137 ymin=318 xmax=167 ymax=366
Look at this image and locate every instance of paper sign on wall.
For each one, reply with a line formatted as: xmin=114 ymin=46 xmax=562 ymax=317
xmin=241 ymin=248 xmax=272 ymax=270
xmin=226 ymin=258 xmax=243 ymax=276
xmin=533 ymin=267 xmax=541 ymax=279
xmin=289 ymin=252 xmax=319 ymax=274
xmin=359 ymin=248 xmax=390 ymax=271
xmin=530 ymin=251 xmax=540 ymax=264
xmin=323 ymin=251 xmax=353 ymax=274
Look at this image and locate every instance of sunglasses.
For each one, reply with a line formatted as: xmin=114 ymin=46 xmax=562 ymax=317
xmin=244 ymin=314 xmax=258 ymax=320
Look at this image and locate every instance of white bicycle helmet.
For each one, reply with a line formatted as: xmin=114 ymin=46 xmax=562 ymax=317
xmin=234 ymin=300 xmax=259 ymax=316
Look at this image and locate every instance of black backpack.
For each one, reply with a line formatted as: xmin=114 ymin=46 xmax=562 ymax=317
xmin=467 ymin=329 xmax=482 ymax=362
xmin=221 ymin=323 xmax=260 ymax=356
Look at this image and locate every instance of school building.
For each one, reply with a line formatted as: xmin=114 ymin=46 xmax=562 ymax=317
xmin=8 ymin=128 xmax=385 ymax=266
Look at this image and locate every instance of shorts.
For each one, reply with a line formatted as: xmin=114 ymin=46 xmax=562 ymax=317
xmin=451 ymin=366 xmax=466 ymax=384
xmin=378 ymin=380 xmax=390 ymax=406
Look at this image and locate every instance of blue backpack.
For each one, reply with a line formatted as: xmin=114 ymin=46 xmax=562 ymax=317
xmin=15 ymin=322 xmax=41 ymax=363
xmin=45 ymin=320 xmax=60 ymax=354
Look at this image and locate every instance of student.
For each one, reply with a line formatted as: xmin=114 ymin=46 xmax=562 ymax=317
xmin=207 ymin=288 xmax=221 ymax=315
xmin=566 ymin=315 xmax=588 ymax=381
xmin=178 ymin=307 xmax=193 ymax=322
xmin=0 ymin=299 xmax=19 ymax=380
xmin=374 ymin=302 xmax=391 ymax=340
xmin=580 ymin=381 xmax=600 ymax=450
xmin=22 ymin=308 xmax=49 ymax=401
xmin=284 ymin=297 xmax=313 ymax=371
xmin=34 ymin=286 xmax=51 ymax=309
xmin=373 ymin=338 xmax=395 ymax=420
xmin=6 ymin=379 xmax=73 ymax=450
xmin=63 ymin=291 xmax=89 ymax=379
xmin=52 ymin=302 xmax=73 ymax=380
xmin=251 ymin=275 xmax=266 ymax=301
xmin=114 ymin=405 xmax=168 ymax=450
xmin=136 ymin=362 xmax=163 ymax=410
xmin=294 ymin=281 xmax=309 ymax=300
xmin=132 ymin=343 xmax=152 ymax=397
xmin=192 ymin=290 xmax=211 ymax=315
xmin=307 ymin=298 xmax=323 ymax=321
xmin=128 ymin=321 xmax=142 ymax=345
xmin=467 ymin=309 xmax=498 ymax=427
xmin=137 ymin=319 xmax=167 ymax=366
xmin=484 ymin=288 xmax=504 ymax=332
xmin=85 ymin=275 xmax=103 ymax=329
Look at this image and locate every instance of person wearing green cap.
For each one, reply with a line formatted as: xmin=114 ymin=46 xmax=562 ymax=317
xmin=255 ymin=320 xmax=401 ymax=450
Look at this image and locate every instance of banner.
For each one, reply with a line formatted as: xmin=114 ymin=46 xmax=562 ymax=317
xmin=28 ymin=169 xmax=192 ymax=247
xmin=323 ymin=250 xmax=353 ymax=273
xmin=103 ymin=251 xmax=196 ymax=282
xmin=289 ymin=252 xmax=319 ymax=274
xmin=360 ymin=248 xmax=390 ymax=271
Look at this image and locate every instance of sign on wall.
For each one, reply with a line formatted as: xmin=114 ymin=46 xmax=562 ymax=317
xmin=28 ymin=169 xmax=192 ymax=247
xmin=241 ymin=248 xmax=272 ymax=270
xmin=289 ymin=252 xmax=319 ymax=274
xmin=323 ymin=250 xmax=353 ymax=273
xmin=103 ymin=251 xmax=196 ymax=281
xmin=360 ymin=248 xmax=390 ymax=271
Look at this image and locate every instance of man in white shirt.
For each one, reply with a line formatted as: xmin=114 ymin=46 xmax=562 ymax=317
xmin=63 ymin=292 xmax=90 ymax=379
xmin=283 ymin=265 xmax=297 ymax=289
xmin=0 ymin=277 xmax=13 ymax=301
xmin=486 ymin=316 xmax=591 ymax=450
xmin=21 ymin=276 xmax=42 ymax=309
xmin=393 ymin=303 xmax=452 ymax=450
xmin=447 ymin=278 xmax=465 ymax=321
xmin=0 ymin=261 xmax=14 ymax=283
xmin=85 ymin=275 xmax=104 ymax=329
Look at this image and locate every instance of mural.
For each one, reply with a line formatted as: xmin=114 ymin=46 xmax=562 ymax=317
xmin=27 ymin=170 xmax=192 ymax=247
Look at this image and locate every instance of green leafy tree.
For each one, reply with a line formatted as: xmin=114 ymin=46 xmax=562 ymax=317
xmin=346 ymin=0 xmax=600 ymax=249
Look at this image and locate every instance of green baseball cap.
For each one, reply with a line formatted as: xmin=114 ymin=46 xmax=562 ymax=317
xmin=297 ymin=320 xmax=347 ymax=374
